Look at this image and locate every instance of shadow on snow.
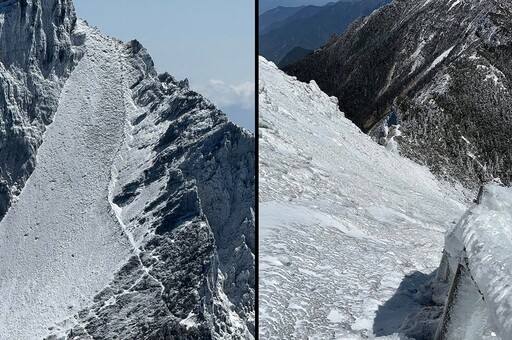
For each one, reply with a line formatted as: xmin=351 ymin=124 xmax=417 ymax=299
xmin=373 ymin=269 xmax=444 ymax=339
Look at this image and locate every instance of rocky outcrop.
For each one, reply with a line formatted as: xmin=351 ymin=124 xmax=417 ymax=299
xmin=0 ymin=0 xmax=80 ymax=218
xmin=66 ymin=40 xmax=255 ymax=339
xmin=0 ymin=1 xmax=254 ymax=338
xmin=286 ymin=0 xmax=512 ymax=188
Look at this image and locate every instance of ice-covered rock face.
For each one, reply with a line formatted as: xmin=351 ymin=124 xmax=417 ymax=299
xmin=0 ymin=1 xmax=254 ymax=339
xmin=0 ymin=0 xmax=76 ymax=69
xmin=286 ymin=0 xmax=512 ymax=189
xmin=0 ymin=0 xmax=78 ymax=217
xmin=441 ymin=184 xmax=512 ymax=339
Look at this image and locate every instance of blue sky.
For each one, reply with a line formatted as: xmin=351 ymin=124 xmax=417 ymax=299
xmin=74 ymin=0 xmax=255 ymax=131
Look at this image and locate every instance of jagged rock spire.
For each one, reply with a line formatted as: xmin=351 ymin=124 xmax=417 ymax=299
xmin=0 ymin=0 xmax=76 ymax=72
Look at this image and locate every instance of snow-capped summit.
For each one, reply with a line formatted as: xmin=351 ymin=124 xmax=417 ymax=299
xmin=0 ymin=1 xmax=254 ymax=339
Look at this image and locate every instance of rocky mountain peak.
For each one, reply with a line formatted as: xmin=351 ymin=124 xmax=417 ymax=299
xmin=0 ymin=0 xmax=80 ymax=218
xmin=0 ymin=0 xmax=76 ymax=70
xmin=0 ymin=1 xmax=254 ymax=338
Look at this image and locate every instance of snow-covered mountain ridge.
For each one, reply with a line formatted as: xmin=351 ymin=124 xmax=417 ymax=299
xmin=259 ymin=56 xmax=469 ymax=338
xmin=286 ymin=0 xmax=512 ymax=189
xmin=0 ymin=1 xmax=254 ymax=339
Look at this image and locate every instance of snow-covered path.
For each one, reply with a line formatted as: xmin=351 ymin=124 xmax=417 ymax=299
xmin=0 ymin=22 xmax=132 ymax=339
xmin=259 ymin=57 xmax=467 ymax=339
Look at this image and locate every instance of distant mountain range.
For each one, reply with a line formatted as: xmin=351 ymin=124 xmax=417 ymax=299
xmin=285 ymin=0 xmax=512 ymax=188
xmin=259 ymin=5 xmax=306 ymax=35
xmin=259 ymin=0 xmax=391 ymax=65
xmin=259 ymin=0 xmax=358 ymax=15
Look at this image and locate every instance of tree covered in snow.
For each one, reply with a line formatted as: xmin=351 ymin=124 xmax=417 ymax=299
xmin=286 ymin=0 xmax=512 ymax=189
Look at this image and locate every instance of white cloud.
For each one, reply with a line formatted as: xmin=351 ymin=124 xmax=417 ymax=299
xmin=197 ymin=79 xmax=255 ymax=111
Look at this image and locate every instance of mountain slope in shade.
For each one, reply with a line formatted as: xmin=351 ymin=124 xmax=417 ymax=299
xmin=286 ymin=0 xmax=512 ymax=188
xmin=259 ymin=5 xmax=305 ymax=35
xmin=260 ymin=3 xmax=333 ymax=36
xmin=259 ymin=56 xmax=467 ymax=338
xmin=259 ymin=0 xmax=391 ymax=64
xmin=0 ymin=1 xmax=254 ymax=339
xmin=278 ymin=46 xmax=313 ymax=69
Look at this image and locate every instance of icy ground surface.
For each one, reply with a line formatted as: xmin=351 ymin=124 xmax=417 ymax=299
xmin=445 ymin=184 xmax=512 ymax=339
xmin=0 ymin=22 xmax=133 ymax=339
xmin=259 ymin=57 xmax=468 ymax=339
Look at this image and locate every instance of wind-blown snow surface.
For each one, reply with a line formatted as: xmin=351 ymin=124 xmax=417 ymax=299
xmin=259 ymin=57 xmax=467 ymax=338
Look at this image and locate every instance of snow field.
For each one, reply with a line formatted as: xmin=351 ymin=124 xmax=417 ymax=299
xmin=259 ymin=57 xmax=467 ymax=338
xmin=0 ymin=21 xmax=134 ymax=339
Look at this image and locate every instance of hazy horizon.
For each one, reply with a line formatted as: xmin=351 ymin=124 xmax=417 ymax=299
xmin=259 ymin=0 xmax=358 ymax=14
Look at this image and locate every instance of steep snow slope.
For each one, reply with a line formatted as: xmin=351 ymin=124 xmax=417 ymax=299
xmin=0 ymin=1 xmax=254 ymax=338
xmin=0 ymin=21 xmax=131 ymax=339
xmin=259 ymin=57 xmax=467 ymax=338
xmin=0 ymin=0 xmax=76 ymax=218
